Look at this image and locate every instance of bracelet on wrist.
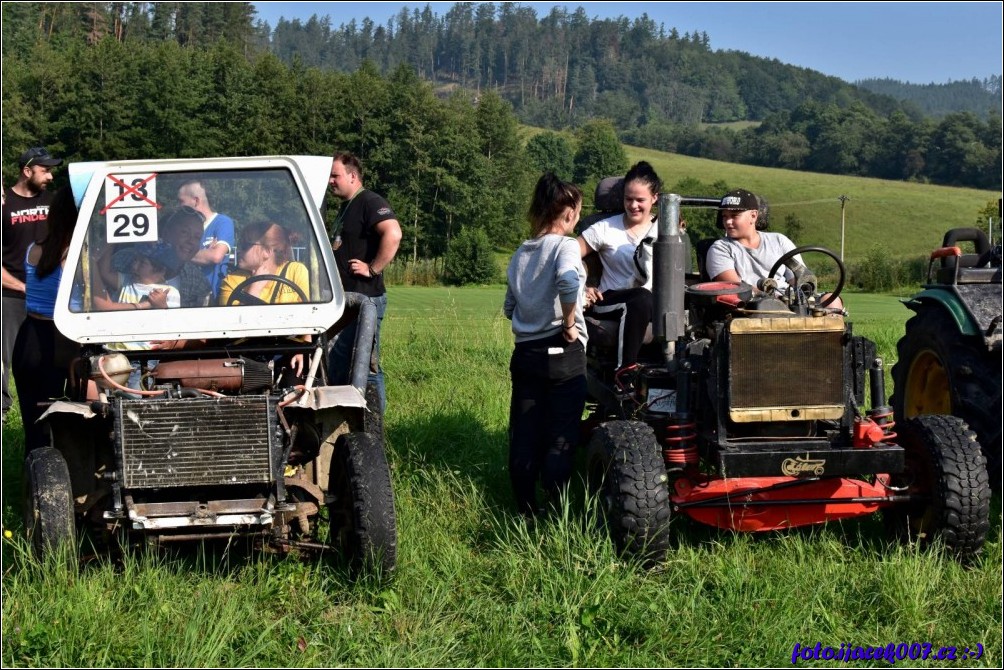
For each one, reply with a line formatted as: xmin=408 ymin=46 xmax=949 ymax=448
xmin=368 ymin=263 xmax=382 ymax=277
xmin=563 ymin=323 xmax=576 ymax=329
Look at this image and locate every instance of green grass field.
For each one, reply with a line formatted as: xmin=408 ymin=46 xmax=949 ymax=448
xmin=2 ymin=287 xmax=1001 ymax=667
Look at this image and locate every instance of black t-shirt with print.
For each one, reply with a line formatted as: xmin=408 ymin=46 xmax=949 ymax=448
xmin=2 ymin=187 xmax=53 ymax=298
xmin=333 ymin=189 xmax=396 ymax=297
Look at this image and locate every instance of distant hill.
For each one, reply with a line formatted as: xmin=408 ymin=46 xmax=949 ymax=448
xmin=268 ymin=5 xmax=912 ymax=125
xmin=0 ymin=2 xmax=997 ymax=191
xmin=266 ymin=5 xmax=1001 ymax=190
xmin=855 ymin=77 xmax=1002 ymax=119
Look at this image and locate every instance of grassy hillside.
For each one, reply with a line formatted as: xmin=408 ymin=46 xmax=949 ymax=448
xmin=623 ymin=144 xmax=999 ymax=261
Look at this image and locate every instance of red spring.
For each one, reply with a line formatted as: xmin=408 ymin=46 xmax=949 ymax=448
xmin=664 ymin=421 xmax=698 ymax=466
xmin=869 ymin=408 xmax=897 ymax=442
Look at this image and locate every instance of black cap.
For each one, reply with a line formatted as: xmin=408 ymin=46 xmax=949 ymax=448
xmin=719 ymin=188 xmax=759 ymax=211
xmin=19 ymin=147 xmax=63 ymax=169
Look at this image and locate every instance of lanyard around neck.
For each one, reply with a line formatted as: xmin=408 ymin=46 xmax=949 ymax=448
xmin=333 ymin=188 xmax=364 ymax=235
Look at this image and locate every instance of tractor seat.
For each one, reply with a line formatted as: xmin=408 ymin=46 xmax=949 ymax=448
xmin=934 ymin=229 xmax=1000 ymax=284
xmin=937 ymin=266 xmax=1003 ymax=285
xmin=695 ymin=238 xmax=717 ymax=281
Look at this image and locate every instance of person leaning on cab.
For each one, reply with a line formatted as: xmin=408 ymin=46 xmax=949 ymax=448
xmin=219 ymin=222 xmax=309 ymax=305
xmin=12 ymin=187 xmax=80 ymax=452
xmin=705 ymin=188 xmax=844 ymax=310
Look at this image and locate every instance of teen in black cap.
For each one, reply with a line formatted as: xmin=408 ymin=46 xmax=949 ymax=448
xmin=706 ymin=188 xmax=843 ymax=308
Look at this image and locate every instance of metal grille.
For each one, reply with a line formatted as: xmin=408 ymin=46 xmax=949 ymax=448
xmin=729 ymin=329 xmax=844 ymax=411
xmin=117 ymin=397 xmax=274 ymax=489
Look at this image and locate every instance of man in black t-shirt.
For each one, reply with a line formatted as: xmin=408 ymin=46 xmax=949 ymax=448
xmin=2 ymin=147 xmax=62 ymax=422
xmin=326 ymin=152 xmax=402 ymax=411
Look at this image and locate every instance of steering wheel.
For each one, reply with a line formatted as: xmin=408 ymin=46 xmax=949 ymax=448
xmin=766 ymin=245 xmax=845 ymax=308
xmin=226 ymin=274 xmax=308 ymax=306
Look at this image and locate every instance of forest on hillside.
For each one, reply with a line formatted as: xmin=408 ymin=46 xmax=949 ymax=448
xmin=856 ymin=77 xmax=1001 ymax=119
xmin=2 ymin=1 xmax=1001 ymax=200
xmin=269 ymin=4 xmax=1000 ymax=122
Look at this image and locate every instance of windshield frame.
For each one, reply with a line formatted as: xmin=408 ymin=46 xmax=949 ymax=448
xmin=54 ymin=155 xmax=343 ymax=344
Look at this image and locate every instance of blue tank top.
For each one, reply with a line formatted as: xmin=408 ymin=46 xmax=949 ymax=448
xmin=24 ymin=245 xmax=63 ymax=318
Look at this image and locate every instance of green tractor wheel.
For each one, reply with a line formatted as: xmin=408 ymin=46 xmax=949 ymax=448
xmin=891 ymin=305 xmax=1002 ymax=488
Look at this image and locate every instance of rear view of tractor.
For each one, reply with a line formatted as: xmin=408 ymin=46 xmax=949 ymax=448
xmin=583 ymin=194 xmax=992 ymax=564
xmin=890 ymin=227 xmax=1002 ymax=487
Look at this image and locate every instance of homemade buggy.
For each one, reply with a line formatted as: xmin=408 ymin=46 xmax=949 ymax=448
xmin=582 ymin=194 xmax=991 ymax=562
xmin=27 ymin=156 xmax=396 ymax=575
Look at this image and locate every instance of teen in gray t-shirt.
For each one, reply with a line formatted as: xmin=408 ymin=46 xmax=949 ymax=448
xmin=705 ymin=231 xmax=801 ymax=293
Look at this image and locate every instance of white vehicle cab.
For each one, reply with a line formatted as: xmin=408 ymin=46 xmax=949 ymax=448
xmin=29 ymin=156 xmax=396 ymax=575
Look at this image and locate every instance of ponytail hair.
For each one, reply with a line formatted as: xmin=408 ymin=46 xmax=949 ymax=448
xmin=624 ymin=160 xmax=662 ymax=196
xmin=527 ymin=172 xmax=583 ymax=237
xmin=36 ymin=187 xmax=79 ymax=278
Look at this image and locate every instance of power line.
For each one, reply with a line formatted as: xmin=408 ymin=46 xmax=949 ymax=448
xmin=838 ymin=195 xmax=850 ymax=261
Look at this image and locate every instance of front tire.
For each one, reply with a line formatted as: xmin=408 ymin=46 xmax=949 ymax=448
xmin=328 ymin=432 xmax=397 ymax=575
xmin=586 ymin=420 xmax=672 ymax=563
xmin=883 ymin=415 xmax=990 ymax=560
xmin=24 ymin=447 xmax=76 ymax=559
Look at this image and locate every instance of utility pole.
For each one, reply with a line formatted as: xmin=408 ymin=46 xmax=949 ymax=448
xmin=838 ymin=195 xmax=850 ymax=261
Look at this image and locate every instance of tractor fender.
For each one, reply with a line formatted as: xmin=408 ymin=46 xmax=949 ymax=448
xmin=903 ymin=289 xmax=980 ymax=337
xmin=38 ymin=400 xmax=99 ymax=422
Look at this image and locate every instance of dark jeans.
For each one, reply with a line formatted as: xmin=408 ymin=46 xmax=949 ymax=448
xmin=327 ymin=293 xmax=387 ymax=411
xmin=508 ymin=333 xmax=587 ymax=516
xmin=2 ymin=295 xmax=26 ymax=416
xmin=12 ymin=316 xmax=77 ymax=452
xmin=587 ymin=287 xmax=653 ymax=369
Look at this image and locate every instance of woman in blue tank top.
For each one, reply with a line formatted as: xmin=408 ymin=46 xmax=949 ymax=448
xmin=12 ymin=186 xmax=80 ymax=452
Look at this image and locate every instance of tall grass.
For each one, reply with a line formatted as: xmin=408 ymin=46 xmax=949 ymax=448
xmin=2 ymin=287 xmax=1000 ymax=667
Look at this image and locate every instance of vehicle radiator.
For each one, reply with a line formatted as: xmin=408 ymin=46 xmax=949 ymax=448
xmin=116 ymin=396 xmax=276 ymax=488
xmin=727 ymin=317 xmax=846 ymax=422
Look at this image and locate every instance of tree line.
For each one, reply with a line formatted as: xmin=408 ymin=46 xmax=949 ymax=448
xmin=1 ymin=31 xmax=637 ymax=273
xmin=623 ymin=102 xmax=1001 ymax=189
xmin=856 ymin=77 xmax=1001 ymax=119
xmin=3 ymin=2 xmax=1000 ymax=191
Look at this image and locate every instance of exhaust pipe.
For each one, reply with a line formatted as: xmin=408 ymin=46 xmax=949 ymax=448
xmin=653 ymin=194 xmax=688 ymax=362
xmin=344 ymin=292 xmax=378 ymax=394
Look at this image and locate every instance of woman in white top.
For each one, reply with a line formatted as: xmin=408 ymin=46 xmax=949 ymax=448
xmin=577 ymin=161 xmax=661 ymax=371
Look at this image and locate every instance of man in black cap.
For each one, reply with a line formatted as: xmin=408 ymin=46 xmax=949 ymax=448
xmin=2 ymin=146 xmax=63 ymax=422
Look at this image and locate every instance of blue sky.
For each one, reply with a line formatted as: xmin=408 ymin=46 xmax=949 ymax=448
xmin=252 ymin=1 xmax=1002 ymax=85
